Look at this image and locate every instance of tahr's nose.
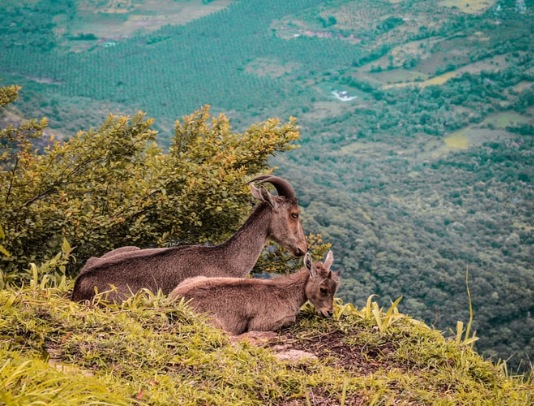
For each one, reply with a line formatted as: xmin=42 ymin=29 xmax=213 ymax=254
xmin=321 ymin=309 xmax=334 ymax=318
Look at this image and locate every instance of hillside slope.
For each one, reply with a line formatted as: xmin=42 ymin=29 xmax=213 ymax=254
xmin=1 ymin=283 xmax=532 ymax=405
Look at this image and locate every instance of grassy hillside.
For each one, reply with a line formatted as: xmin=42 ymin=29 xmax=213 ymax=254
xmin=1 ymin=279 xmax=532 ymax=405
xmin=0 ymin=0 xmax=532 ymax=372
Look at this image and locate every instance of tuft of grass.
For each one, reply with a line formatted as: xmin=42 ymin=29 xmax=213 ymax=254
xmin=0 ymin=348 xmax=131 ymax=405
xmin=454 ymin=268 xmax=479 ymax=347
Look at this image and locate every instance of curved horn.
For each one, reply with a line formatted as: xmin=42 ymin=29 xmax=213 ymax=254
xmin=249 ymin=175 xmax=296 ymax=200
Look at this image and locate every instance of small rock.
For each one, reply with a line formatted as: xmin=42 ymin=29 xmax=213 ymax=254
xmin=274 ymin=349 xmax=318 ymax=362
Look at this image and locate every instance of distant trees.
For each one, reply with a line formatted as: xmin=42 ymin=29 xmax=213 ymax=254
xmin=0 ymin=0 xmax=75 ymax=51
xmin=376 ymin=16 xmax=404 ymax=33
xmin=319 ymin=15 xmax=337 ymax=28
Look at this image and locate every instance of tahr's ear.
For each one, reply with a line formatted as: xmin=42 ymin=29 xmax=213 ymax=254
xmin=304 ymin=252 xmax=316 ymax=276
xmin=250 ymin=184 xmax=276 ymax=208
xmin=323 ymin=250 xmax=334 ymax=270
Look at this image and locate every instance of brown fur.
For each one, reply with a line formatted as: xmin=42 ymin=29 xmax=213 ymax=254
xmin=170 ymin=251 xmax=339 ymax=335
xmin=71 ymin=176 xmax=308 ymax=303
xmin=79 ymin=246 xmax=140 ymax=275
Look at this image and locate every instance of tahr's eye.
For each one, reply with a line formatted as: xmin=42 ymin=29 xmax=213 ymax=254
xmin=291 ymin=213 xmax=299 ymax=219
xmin=320 ymin=287 xmax=328 ymax=296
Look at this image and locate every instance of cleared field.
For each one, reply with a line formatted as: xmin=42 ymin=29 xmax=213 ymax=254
xmin=67 ymin=0 xmax=231 ymax=41
xmin=382 ymin=53 xmax=511 ymax=89
xmin=359 ymin=69 xmax=429 ymax=86
xmin=383 ymin=71 xmax=456 ymax=89
xmin=245 ymin=58 xmax=300 ymax=79
xmin=327 ymin=2 xmax=390 ymax=31
xmin=439 ymin=0 xmax=497 ymax=14
xmin=356 ymin=33 xmax=517 ymax=89
xmin=414 ymin=127 xmax=514 ymax=160
xmin=335 ymin=128 xmax=482 ymax=161
xmin=511 ymin=81 xmax=534 ymax=93
xmin=443 ymin=130 xmax=469 ymax=149
xmin=481 ymin=111 xmax=532 ymax=128
xmin=272 ymin=0 xmax=400 ymax=40
xmin=301 ymin=100 xmax=354 ymax=122
xmin=364 ymin=37 xmax=443 ymax=71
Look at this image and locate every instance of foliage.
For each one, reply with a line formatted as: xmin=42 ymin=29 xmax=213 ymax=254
xmin=370 ymin=295 xmax=405 ymax=333
xmin=0 ymin=88 xmax=299 ymax=283
xmin=1 ymin=270 xmax=532 ymax=405
xmin=253 ymin=233 xmax=332 ymax=276
xmin=0 ymin=225 xmax=10 ymax=259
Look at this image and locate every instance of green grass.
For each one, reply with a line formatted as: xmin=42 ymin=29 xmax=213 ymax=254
xmin=444 ymin=130 xmax=470 ymax=150
xmin=0 ymin=350 xmax=130 ymax=405
xmin=481 ymin=111 xmax=531 ymax=128
xmin=365 ymin=69 xmax=429 ymax=85
xmin=1 ymin=275 xmax=532 ymax=405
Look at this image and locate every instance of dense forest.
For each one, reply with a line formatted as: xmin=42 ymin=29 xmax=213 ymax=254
xmin=1 ymin=0 xmax=533 ymax=372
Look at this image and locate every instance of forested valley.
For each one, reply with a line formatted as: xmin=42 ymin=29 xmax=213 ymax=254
xmin=1 ymin=0 xmax=533 ymax=372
